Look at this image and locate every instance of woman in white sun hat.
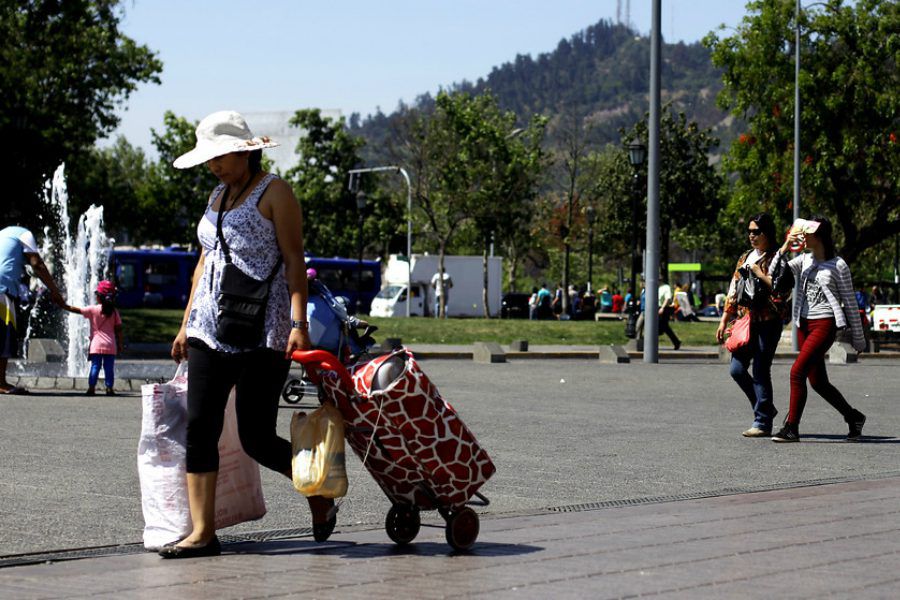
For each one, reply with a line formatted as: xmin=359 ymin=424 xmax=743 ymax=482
xmin=161 ymin=110 xmax=335 ymax=559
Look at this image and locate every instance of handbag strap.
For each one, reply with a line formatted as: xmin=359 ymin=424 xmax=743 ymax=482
xmin=215 ymin=175 xmax=283 ymax=283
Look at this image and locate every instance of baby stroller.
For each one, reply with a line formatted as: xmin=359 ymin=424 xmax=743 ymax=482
xmin=290 ymin=347 xmax=495 ymax=551
xmin=282 ymin=273 xmax=377 ymax=404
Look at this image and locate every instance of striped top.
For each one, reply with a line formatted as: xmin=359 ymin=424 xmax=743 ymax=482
xmin=777 ymin=251 xmax=866 ymax=351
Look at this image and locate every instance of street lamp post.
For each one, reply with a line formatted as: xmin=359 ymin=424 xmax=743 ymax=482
xmin=586 ymin=205 xmax=596 ymax=291
xmin=644 ymin=0 xmax=662 ymax=363
xmin=348 ymin=166 xmax=413 ymax=316
xmin=355 ymin=190 xmax=367 ymax=315
xmin=625 ymin=142 xmax=646 ymax=339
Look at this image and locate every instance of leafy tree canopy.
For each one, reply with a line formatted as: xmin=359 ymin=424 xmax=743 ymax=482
xmin=706 ymin=0 xmax=900 ymax=265
xmin=284 ymin=109 xmax=404 ymax=259
xmin=1 ymin=0 xmax=162 ymax=230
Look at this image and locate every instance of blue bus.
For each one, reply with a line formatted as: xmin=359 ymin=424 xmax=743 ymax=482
xmin=305 ymin=256 xmax=381 ymax=315
xmin=110 ymin=248 xmax=381 ymax=314
xmin=110 ymin=247 xmax=199 ymax=309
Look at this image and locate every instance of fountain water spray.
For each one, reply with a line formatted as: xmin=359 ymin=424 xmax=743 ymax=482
xmin=31 ymin=165 xmax=113 ymax=376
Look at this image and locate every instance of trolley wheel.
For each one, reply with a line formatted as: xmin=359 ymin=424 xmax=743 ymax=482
xmin=281 ymin=377 xmax=305 ymax=404
xmin=385 ymin=504 xmax=420 ymax=545
xmin=445 ymin=507 xmax=479 ymax=551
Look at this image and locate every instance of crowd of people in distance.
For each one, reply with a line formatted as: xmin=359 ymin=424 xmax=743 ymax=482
xmin=526 ymin=282 xmax=627 ymax=321
xmin=525 ymin=280 xmax=715 ymax=325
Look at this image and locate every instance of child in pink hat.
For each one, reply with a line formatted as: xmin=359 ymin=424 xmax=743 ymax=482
xmin=64 ymin=280 xmax=124 ymax=395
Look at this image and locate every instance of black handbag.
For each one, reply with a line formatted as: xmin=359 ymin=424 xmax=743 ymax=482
xmin=214 ymin=181 xmax=282 ymax=349
xmin=770 ymin=254 xmax=795 ymax=296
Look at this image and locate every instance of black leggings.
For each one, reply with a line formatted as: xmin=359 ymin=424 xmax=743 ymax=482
xmin=186 ymin=338 xmax=291 ymax=473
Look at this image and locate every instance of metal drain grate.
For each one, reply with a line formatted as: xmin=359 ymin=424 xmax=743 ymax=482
xmin=545 ymin=472 xmax=900 ymax=514
xmin=0 ymin=529 xmax=318 ymax=569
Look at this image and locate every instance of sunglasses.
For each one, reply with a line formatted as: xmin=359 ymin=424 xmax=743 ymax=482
xmin=747 ymin=228 xmax=762 ymax=236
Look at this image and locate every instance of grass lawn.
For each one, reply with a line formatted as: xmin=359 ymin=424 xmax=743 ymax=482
xmin=120 ymin=308 xmax=719 ymax=346
xmin=367 ymin=316 xmax=719 ymax=346
xmin=120 ymin=308 xmax=185 ymax=343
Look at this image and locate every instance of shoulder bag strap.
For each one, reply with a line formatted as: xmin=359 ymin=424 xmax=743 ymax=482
xmin=215 ymin=175 xmax=283 ymax=281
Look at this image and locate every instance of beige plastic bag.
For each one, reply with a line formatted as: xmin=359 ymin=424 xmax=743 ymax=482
xmin=214 ymin=388 xmax=267 ymax=528
xmin=291 ymin=404 xmax=348 ymax=498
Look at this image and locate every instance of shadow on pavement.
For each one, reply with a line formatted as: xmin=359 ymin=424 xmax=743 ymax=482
xmin=798 ymin=434 xmax=900 ymax=444
xmin=232 ymin=539 xmax=543 ymax=559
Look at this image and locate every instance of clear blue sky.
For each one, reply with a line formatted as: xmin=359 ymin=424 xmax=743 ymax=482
xmin=109 ymin=0 xmax=751 ymax=154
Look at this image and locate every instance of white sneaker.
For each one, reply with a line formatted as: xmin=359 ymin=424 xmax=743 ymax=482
xmin=742 ymin=427 xmax=771 ymax=438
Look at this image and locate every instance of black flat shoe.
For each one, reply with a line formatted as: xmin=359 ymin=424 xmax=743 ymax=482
xmin=313 ymin=506 xmax=338 ymax=543
xmin=159 ymin=536 xmax=221 ymax=559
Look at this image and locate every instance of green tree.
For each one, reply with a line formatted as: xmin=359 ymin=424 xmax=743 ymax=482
xmin=65 ymin=137 xmax=151 ymax=244
xmin=588 ymin=106 xmax=724 ymax=278
xmin=1 ymin=0 xmax=162 ymax=230
xmin=466 ymin=99 xmax=547 ymax=317
xmin=138 ymin=112 xmax=220 ymax=245
xmin=553 ymin=109 xmax=594 ymax=313
xmin=399 ymin=92 xmax=532 ymax=317
xmin=284 ymin=109 xmax=404 ymax=260
xmin=705 ymin=0 xmax=900 ymax=264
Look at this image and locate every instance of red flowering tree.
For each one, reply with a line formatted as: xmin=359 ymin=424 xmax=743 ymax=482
xmin=706 ymin=0 xmax=900 ymax=264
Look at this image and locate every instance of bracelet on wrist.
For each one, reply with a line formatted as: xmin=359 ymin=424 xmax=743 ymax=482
xmin=291 ymin=319 xmax=309 ymax=330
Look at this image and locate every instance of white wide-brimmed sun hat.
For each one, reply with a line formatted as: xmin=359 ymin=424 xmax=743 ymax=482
xmin=173 ymin=110 xmax=279 ymax=169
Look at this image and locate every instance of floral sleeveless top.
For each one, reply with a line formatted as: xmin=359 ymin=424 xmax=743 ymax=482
xmin=186 ymin=173 xmax=290 ymax=353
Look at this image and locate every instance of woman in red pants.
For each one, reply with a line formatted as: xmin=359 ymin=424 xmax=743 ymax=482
xmin=766 ymin=217 xmax=867 ymax=442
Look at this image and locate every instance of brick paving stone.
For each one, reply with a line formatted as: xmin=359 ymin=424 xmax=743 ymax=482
xmin=0 ymin=476 xmax=897 ymax=600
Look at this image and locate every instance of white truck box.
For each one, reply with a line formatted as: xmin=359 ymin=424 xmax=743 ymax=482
xmin=370 ymin=254 xmax=502 ymax=317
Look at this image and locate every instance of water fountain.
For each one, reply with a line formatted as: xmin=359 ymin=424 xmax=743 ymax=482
xmin=14 ymin=165 xmax=174 ymax=384
xmin=23 ymin=165 xmax=112 ymax=377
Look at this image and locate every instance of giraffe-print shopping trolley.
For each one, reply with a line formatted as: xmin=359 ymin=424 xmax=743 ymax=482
xmin=291 ymin=348 xmax=495 ymax=551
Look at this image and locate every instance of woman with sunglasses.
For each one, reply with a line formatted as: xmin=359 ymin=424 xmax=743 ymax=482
xmin=766 ymin=216 xmax=867 ymax=443
xmin=716 ymin=213 xmax=787 ymax=437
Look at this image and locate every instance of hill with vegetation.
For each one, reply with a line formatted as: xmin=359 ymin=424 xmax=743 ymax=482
xmin=351 ymin=19 xmax=734 ymax=158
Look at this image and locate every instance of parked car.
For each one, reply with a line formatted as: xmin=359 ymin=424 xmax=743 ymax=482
xmin=501 ymin=292 xmax=531 ymax=319
xmin=699 ymin=305 xmax=721 ymax=317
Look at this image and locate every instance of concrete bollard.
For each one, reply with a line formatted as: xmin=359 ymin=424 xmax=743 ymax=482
xmin=473 ymin=342 xmax=506 ymax=364
xmin=625 ymin=338 xmax=647 ymax=353
xmin=598 ymin=345 xmax=630 ymax=364
xmin=828 ymin=342 xmax=859 ymax=364
xmin=718 ymin=345 xmax=731 ymax=363
xmin=27 ymin=338 xmax=65 ymax=363
xmin=509 ymin=339 xmax=528 ymax=352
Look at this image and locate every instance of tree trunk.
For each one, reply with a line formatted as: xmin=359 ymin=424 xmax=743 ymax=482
xmin=482 ymin=238 xmax=491 ymax=319
xmin=506 ymin=245 xmax=518 ymax=292
xmin=562 ymin=196 xmax=574 ymax=317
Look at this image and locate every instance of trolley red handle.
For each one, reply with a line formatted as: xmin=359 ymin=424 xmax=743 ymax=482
xmin=291 ymin=349 xmax=354 ymax=390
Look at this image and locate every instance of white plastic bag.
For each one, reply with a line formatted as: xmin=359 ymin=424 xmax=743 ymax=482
xmin=138 ymin=364 xmax=266 ymax=550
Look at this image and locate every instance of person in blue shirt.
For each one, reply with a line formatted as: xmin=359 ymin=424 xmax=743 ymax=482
xmin=0 ymin=226 xmax=66 ymax=394
xmin=536 ymin=283 xmax=553 ymax=320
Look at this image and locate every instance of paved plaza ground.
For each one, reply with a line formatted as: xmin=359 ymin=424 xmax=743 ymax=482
xmin=1 ymin=355 xmax=899 ymax=597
